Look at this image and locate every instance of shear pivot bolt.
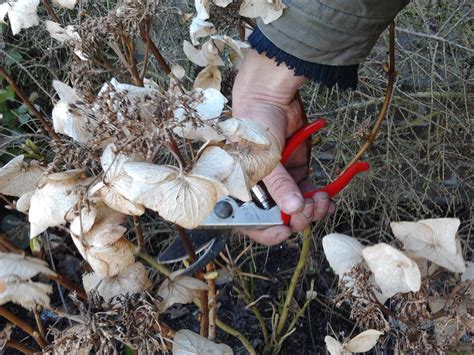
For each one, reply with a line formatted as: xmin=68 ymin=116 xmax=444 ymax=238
xmin=214 ymin=201 xmax=233 ymax=219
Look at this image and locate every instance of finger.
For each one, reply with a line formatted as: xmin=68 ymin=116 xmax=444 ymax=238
xmin=242 ymin=226 xmax=292 ymax=246
xmin=312 ymin=191 xmax=331 ymax=221
xmin=289 ymin=198 xmax=314 ymax=233
xmin=263 ymin=163 xmax=304 ymax=215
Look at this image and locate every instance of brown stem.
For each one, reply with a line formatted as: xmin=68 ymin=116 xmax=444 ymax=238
xmin=0 ymin=67 xmax=60 ymax=141
xmin=46 ymin=273 xmax=87 ymax=300
xmin=139 ymin=25 xmax=171 ymax=75
xmin=0 ymin=306 xmax=48 ymax=349
xmin=123 ymin=35 xmax=143 ymax=87
xmin=133 ymin=216 xmax=145 ymax=250
xmin=175 ymin=226 xmax=209 ymax=337
xmin=5 ymin=340 xmax=36 ymax=355
xmin=344 ymin=22 xmax=396 ymax=168
xmin=206 ymin=262 xmax=217 ymax=340
xmin=0 ymin=233 xmax=24 ymax=254
xmin=42 ymin=0 xmax=61 ymax=23
xmin=33 ymin=308 xmax=47 ymax=344
xmin=0 ymin=194 xmax=17 ymax=211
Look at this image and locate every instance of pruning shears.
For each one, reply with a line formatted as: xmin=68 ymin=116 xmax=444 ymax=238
xmin=158 ymin=119 xmax=370 ymax=275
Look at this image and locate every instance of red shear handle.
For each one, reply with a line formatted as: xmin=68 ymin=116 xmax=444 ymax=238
xmin=281 ymin=161 xmax=370 ymax=225
xmin=281 ymin=119 xmax=326 ymax=165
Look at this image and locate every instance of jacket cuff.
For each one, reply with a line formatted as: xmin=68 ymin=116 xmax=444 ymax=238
xmin=248 ymin=27 xmax=359 ymax=90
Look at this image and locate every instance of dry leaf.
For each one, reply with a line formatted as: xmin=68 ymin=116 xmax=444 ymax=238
xmin=45 ymin=20 xmax=80 ymax=43
xmin=362 ymin=243 xmax=421 ymax=298
xmin=0 ymin=0 xmax=40 ymax=36
xmin=173 ymin=329 xmax=233 ymax=354
xmin=0 ymin=277 xmax=52 ymax=310
xmin=345 ymin=329 xmax=383 ymax=353
xmin=0 ymin=155 xmax=45 ymax=197
xmin=52 ymin=80 xmax=93 ymax=143
xmin=324 ymin=336 xmax=343 ymax=355
xmin=190 ymin=17 xmax=215 ymax=45
xmin=52 ymin=0 xmax=77 ymax=9
xmin=0 ymin=252 xmax=56 ymax=279
xmin=239 ymin=0 xmax=285 ymax=24
xmin=322 ymin=233 xmax=364 ymax=277
xmin=29 ymin=169 xmax=90 ymax=238
xmin=193 ymin=65 xmax=222 ymax=90
xmin=82 ymin=262 xmax=151 ymax=302
xmin=391 ymin=218 xmax=465 ymax=273
xmin=70 ymin=204 xmax=97 ymax=236
xmin=158 ymin=275 xmax=208 ymax=312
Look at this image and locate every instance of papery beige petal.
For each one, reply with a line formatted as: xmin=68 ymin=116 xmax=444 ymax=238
xmin=220 ymin=118 xmax=271 ymax=145
xmin=238 ymin=0 xmax=285 ymax=24
xmin=213 ymin=0 xmax=232 ymax=6
xmin=362 ymin=243 xmax=421 ymax=298
xmin=195 ymin=0 xmax=210 ymax=20
xmin=224 ymin=135 xmax=280 ymax=185
xmin=191 ymin=146 xmax=234 ymax=182
xmin=183 ymin=40 xmax=224 ymax=67
xmin=70 ymin=204 xmax=97 ymax=235
xmin=0 ymin=277 xmax=52 ymax=310
xmin=45 ymin=20 xmax=79 ymax=43
xmin=322 ymin=233 xmax=364 ymax=277
xmin=6 ymin=0 xmax=40 ymax=36
xmin=0 ymin=252 xmax=56 ymax=279
xmin=211 ymin=35 xmax=250 ymax=58
xmin=16 ymin=191 xmax=33 ymax=212
xmin=324 ymin=336 xmax=343 ymax=355
xmin=194 ymin=88 xmax=227 ymax=119
xmin=173 ymin=329 xmax=233 ymax=355
xmin=149 ymin=173 xmax=225 ymax=229
xmin=193 ymin=65 xmax=222 ymax=90
xmin=190 ymin=17 xmax=215 ymax=45
xmin=97 ymin=185 xmax=145 ymax=216
xmin=222 ymin=161 xmax=252 ymax=201
xmin=171 ymin=64 xmax=186 ymax=79
xmin=391 ymin=218 xmax=465 ymax=273
xmin=158 ymin=275 xmax=208 ymax=312
xmin=0 ymin=155 xmax=45 ymax=197
xmin=82 ymin=262 xmax=150 ymax=301
xmin=29 ymin=171 xmax=88 ymax=238
xmin=52 ymin=0 xmax=77 ymax=9
xmin=345 ymin=329 xmax=383 ymax=353
xmin=0 ymin=3 xmax=11 ymax=24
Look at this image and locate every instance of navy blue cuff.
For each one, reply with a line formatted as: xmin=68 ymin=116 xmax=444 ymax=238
xmin=248 ymin=27 xmax=359 ymax=90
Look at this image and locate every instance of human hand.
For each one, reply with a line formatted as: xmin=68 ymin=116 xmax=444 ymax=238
xmin=232 ymin=49 xmax=335 ymax=246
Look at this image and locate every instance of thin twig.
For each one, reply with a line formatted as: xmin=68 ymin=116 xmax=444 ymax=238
xmin=0 ymin=306 xmax=48 ymax=349
xmin=345 ymin=22 xmax=397 ymax=168
xmin=42 ymin=0 xmax=61 ymax=23
xmin=139 ymin=252 xmax=170 ymax=277
xmin=46 ymin=273 xmax=87 ymax=301
xmin=33 ymin=308 xmax=47 ymax=344
xmin=133 ymin=216 xmax=145 ymax=250
xmin=0 ymin=67 xmax=60 ymax=141
xmin=0 ymin=233 xmax=24 ymax=254
xmin=206 ymin=262 xmax=217 ymax=340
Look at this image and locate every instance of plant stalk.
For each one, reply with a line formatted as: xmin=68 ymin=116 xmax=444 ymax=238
xmin=0 ymin=306 xmax=48 ymax=349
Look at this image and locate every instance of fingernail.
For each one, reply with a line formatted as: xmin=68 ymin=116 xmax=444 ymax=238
xmin=281 ymin=192 xmax=304 ymax=214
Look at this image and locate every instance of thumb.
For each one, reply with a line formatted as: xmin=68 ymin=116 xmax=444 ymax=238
xmin=263 ymin=163 xmax=304 ymax=214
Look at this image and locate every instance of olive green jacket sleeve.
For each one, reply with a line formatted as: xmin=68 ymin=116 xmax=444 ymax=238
xmin=256 ymin=0 xmax=409 ymax=66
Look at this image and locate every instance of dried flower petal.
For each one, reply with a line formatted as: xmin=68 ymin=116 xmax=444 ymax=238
xmin=322 ymin=233 xmax=364 ymax=277
xmin=173 ymin=329 xmax=233 ymax=354
xmin=391 ymin=218 xmax=465 ymax=273
xmin=190 ymin=17 xmax=215 ymax=45
xmin=193 ymin=65 xmax=222 ymax=90
xmin=0 ymin=155 xmax=45 ymax=197
xmin=324 ymin=336 xmax=343 ymax=355
xmin=52 ymin=0 xmax=77 ymax=9
xmin=239 ymin=0 xmax=286 ymax=24
xmin=0 ymin=0 xmax=40 ymax=36
xmin=158 ymin=275 xmax=208 ymax=312
xmin=0 ymin=252 xmax=56 ymax=279
xmin=0 ymin=277 xmax=52 ymax=310
xmin=45 ymin=20 xmax=79 ymax=43
xmin=345 ymin=329 xmax=383 ymax=353
xmin=362 ymin=243 xmax=421 ymax=298
xmin=82 ymin=262 xmax=151 ymax=301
